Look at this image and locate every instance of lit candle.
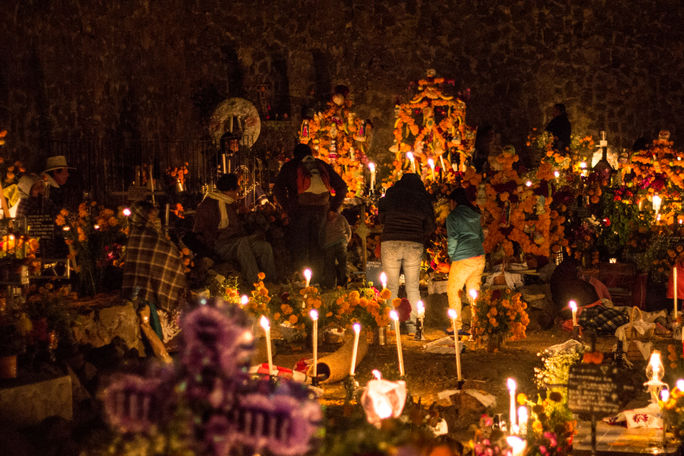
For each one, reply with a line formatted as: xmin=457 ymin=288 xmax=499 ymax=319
xmin=260 ymin=316 xmax=273 ymax=376
xmin=439 ymin=155 xmax=446 ymax=173
xmin=553 ymin=170 xmax=560 ymax=179
xmin=653 ymin=194 xmax=662 ymax=215
xmin=303 ymin=268 xmax=312 ymax=288
xmin=416 ymin=300 xmax=425 ymax=319
xmin=368 ymin=162 xmax=376 ymax=192
xmin=390 ymin=310 xmax=405 ymax=377
xmin=505 ymin=436 xmax=526 ymax=456
xmin=380 ymin=271 xmax=387 ymax=291
xmin=350 ymin=322 xmax=362 ymax=376
xmin=406 ymin=151 xmax=416 ymax=173
xmin=469 ymin=289 xmax=478 ymax=305
xmin=427 ymin=158 xmax=436 ymax=180
xmin=310 ymin=309 xmax=319 ymax=382
xmin=675 ymin=266 xmax=678 ymax=321
xmin=507 ymin=378 xmax=517 ymax=433
xmin=240 ymin=295 xmax=249 ymax=306
xmin=447 ymin=308 xmax=462 ymax=381
xmin=677 ymin=379 xmax=684 ymax=391
xmin=525 ymin=180 xmax=532 ymax=187
xmin=569 ymin=300 xmax=578 ymax=327
xmin=517 ymin=406 xmax=528 ymax=435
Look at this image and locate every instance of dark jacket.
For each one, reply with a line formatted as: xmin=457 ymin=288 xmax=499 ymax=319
xmin=446 ymin=205 xmax=485 ymax=261
xmin=273 ymin=155 xmax=347 ymax=213
xmin=545 ymin=113 xmax=571 ymax=152
xmin=378 ymin=174 xmax=435 ymax=244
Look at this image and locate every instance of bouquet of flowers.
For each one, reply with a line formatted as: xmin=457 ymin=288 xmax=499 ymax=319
xmin=471 ymin=287 xmax=529 ymax=351
xmin=517 ymin=392 xmax=576 ymax=456
xmin=55 ymin=201 xmax=128 ymax=296
xmin=330 ymin=286 xmax=392 ymax=330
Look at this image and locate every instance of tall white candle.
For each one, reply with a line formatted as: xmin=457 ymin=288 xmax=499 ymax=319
xmin=427 ymin=158 xmax=436 ymax=180
xmin=569 ymin=300 xmax=578 ymax=326
xmin=507 ymin=378 xmax=517 ymax=434
xmin=368 ymin=162 xmax=376 ymax=192
xmin=310 ymin=309 xmax=319 ymax=382
xmin=304 ymin=268 xmax=312 ymax=288
xmin=406 ymin=152 xmax=416 ymax=173
xmin=260 ymin=316 xmax=273 ymax=376
xmin=390 ymin=310 xmax=405 ymax=377
xmin=350 ymin=323 xmax=362 ymax=375
xmin=439 ymin=155 xmax=446 ymax=173
xmin=447 ymin=308 xmax=462 ymax=381
xmin=380 ymin=271 xmax=387 ymax=291
xmin=675 ymin=266 xmax=678 ymax=320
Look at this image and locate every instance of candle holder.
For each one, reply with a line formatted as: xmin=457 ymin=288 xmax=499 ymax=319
xmin=414 ymin=316 xmax=425 ymax=341
xmin=571 ymin=325 xmax=581 ymax=340
xmin=344 ymin=374 xmax=360 ymax=403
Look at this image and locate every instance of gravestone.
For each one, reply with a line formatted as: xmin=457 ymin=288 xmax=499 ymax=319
xmin=26 ymin=214 xmax=54 ymax=240
xmin=568 ymin=363 xmax=635 ymax=419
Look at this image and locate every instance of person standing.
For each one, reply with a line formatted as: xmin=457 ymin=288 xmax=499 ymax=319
xmin=446 ymin=188 xmax=485 ymax=330
xmin=545 ymin=103 xmax=571 ymax=154
xmin=321 ymin=210 xmax=352 ymax=289
xmin=378 ymin=173 xmax=435 ymax=334
xmin=273 ymin=143 xmax=347 ymax=282
xmin=41 ymin=155 xmax=74 ymax=210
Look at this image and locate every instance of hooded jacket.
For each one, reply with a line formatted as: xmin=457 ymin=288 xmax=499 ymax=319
xmin=378 ymin=174 xmax=435 ymax=244
xmin=446 ymin=205 xmax=485 ymax=261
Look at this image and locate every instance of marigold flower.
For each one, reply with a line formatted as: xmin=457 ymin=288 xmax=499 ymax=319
xmin=257 ymin=272 xmax=265 ymax=280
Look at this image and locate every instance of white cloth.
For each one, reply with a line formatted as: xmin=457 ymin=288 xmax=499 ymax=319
xmin=205 ymin=191 xmax=235 ymax=230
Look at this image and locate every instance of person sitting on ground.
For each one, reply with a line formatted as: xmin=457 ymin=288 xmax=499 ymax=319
xmin=321 ymin=209 xmax=352 ymax=289
xmin=549 ymin=258 xmax=599 ymax=314
xmin=192 ymin=173 xmax=276 ymax=284
xmin=122 ymin=201 xmax=187 ymax=344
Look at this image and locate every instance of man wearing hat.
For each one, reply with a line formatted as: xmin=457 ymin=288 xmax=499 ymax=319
xmin=41 ymin=155 xmax=74 ymax=210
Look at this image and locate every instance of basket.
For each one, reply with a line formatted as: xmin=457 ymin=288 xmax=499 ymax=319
xmin=624 ymin=307 xmax=655 ymax=362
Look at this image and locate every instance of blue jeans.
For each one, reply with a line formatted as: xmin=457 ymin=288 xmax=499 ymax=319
xmin=381 ymin=240 xmax=424 ymax=325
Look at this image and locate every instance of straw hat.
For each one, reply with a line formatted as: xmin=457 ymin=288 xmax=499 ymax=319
xmin=17 ymin=174 xmax=42 ymax=197
xmin=43 ymin=155 xmax=75 ymax=173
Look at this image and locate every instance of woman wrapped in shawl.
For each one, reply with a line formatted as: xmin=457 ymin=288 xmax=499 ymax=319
xmin=122 ymin=202 xmax=187 ymax=342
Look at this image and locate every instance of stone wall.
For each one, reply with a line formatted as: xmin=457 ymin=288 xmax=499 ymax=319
xmin=0 ymin=0 xmax=682 ymax=170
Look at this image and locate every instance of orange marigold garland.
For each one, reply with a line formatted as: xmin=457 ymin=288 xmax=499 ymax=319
xmin=298 ymin=86 xmax=371 ymax=197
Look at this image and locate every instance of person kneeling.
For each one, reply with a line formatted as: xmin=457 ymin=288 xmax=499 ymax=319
xmin=193 ymin=173 xmax=276 ymax=284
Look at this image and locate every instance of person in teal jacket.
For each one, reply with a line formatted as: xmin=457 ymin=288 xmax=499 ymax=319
xmin=446 ymin=188 xmax=485 ymax=330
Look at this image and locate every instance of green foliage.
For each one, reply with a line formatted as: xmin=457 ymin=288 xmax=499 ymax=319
xmin=533 ymin=344 xmax=583 ymax=402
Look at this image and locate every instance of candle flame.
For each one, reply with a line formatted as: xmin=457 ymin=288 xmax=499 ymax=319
xmin=469 ymin=289 xmax=478 ymax=300
xmin=406 ymin=151 xmax=414 ymax=161
xmin=259 ymin=315 xmax=270 ymax=330
xmin=447 ymin=308 xmax=457 ymax=320
xmin=389 ymin=310 xmax=399 ymax=321
xmin=309 ymin=309 xmax=318 ymax=321
xmin=368 ymin=162 xmax=376 ymax=171
xmin=554 ymin=170 xmax=560 ymax=178
xmin=677 ymin=379 xmax=684 ymax=391
xmin=569 ymin=300 xmax=577 ymax=311
xmin=649 ymin=351 xmax=661 ymax=375
xmin=122 ymin=207 xmax=131 ymax=216
xmin=662 ymin=389 xmax=670 ymax=402
xmin=416 ymin=300 xmax=425 ymax=316
xmin=525 ymin=180 xmax=532 ymax=187
xmin=353 ymin=322 xmax=361 ymax=333
xmin=517 ymin=406 xmax=529 ymax=425
xmin=507 ymin=378 xmax=517 ymax=391
xmin=372 ymin=369 xmax=382 ymax=380
xmin=505 ymin=436 xmax=526 ymax=456
xmin=303 ymin=268 xmax=312 ymax=281
xmin=240 ymin=295 xmax=249 ymax=306
xmin=427 ymin=158 xmax=435 ymax=168
xmin=379 ymin=272 xmax=387 ymax=289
